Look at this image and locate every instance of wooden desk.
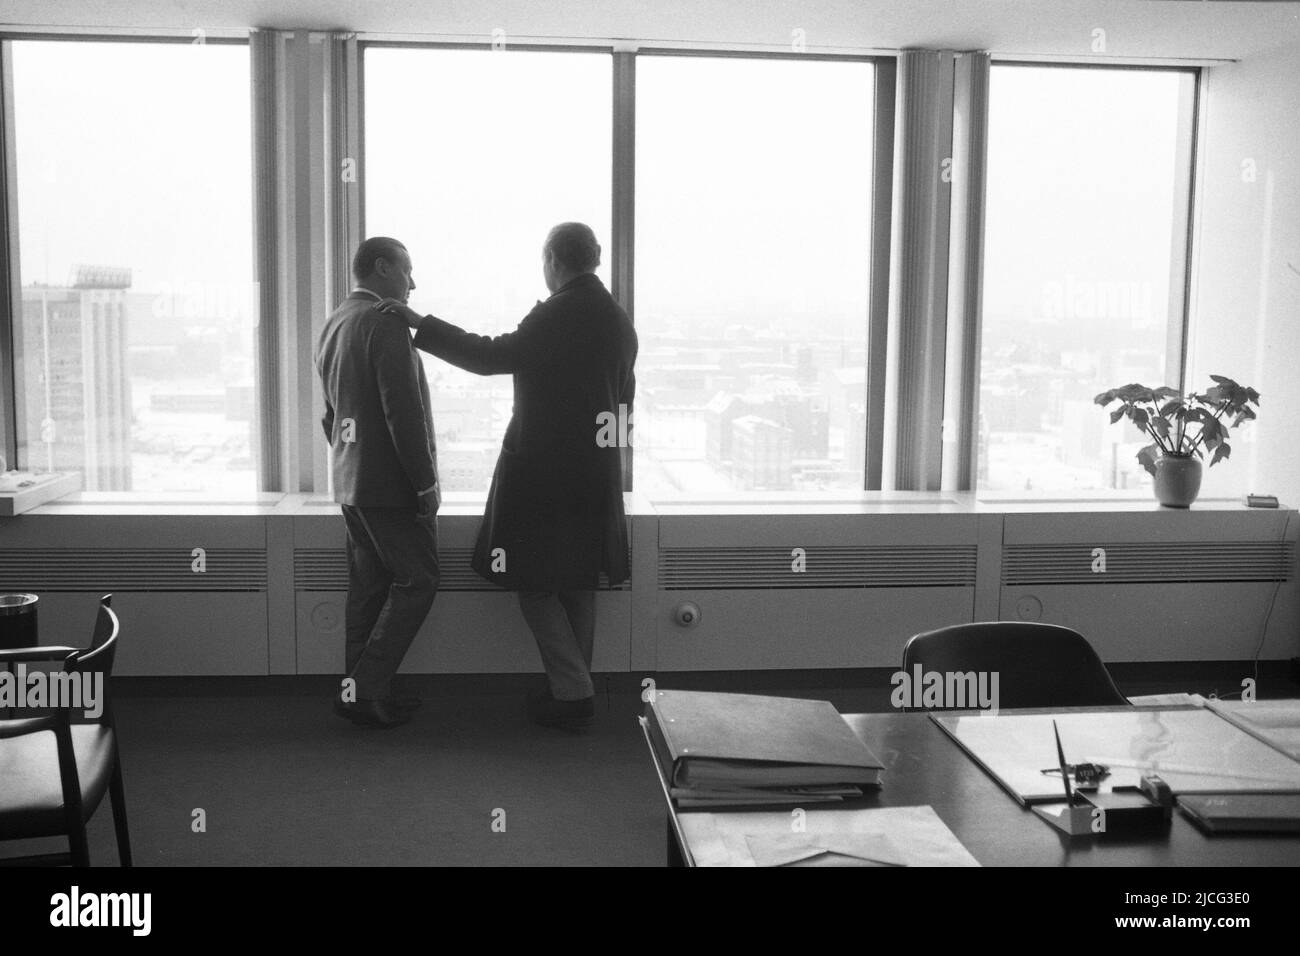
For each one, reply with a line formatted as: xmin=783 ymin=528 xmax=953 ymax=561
xmin=649 ymin=709 xmax=1300 ymax=866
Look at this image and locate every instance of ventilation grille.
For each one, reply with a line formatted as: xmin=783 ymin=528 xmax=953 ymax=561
xmin=658 ymin=546 xmax=978 ymax=590
xmin=0 ymin=548 xmax=267 ymax=592
xmin=1003 ymin=541 xmax=1296 ymax=585
xmin=294 ymin=548 xmax=630 ymax=592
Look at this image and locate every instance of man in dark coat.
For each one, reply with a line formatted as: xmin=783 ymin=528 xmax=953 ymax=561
xmin=315 ymin=237 xmax=441 ymax=729
xmin=380 ymin=223 xmax=636 ymax=728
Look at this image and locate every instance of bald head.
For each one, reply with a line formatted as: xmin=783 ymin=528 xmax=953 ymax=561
xmin=542 ymin=222 xmax=600 ymax=293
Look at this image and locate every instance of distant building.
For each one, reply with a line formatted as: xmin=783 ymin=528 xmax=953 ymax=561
xmin=431 ymin=388 xmax=496 ymax=443
xmin=21 ymin=268 xmax=133 ymax=490
xmin=640 ymin=386 xmax=709 ymax=460
xmin=150 ymin=387 xmax=226 ymax=414
xmin=440 ymin=441 xmax=498 ymax=491
xmin=846 ymin=401 xmax=867 ymax=478
xmin=706 ymin=387 xmax=828 ymax=470
xmin=731 ymin=415 xmax=794 ymax=490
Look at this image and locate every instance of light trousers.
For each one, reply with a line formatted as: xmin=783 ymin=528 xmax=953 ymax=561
xmin=516 ymin=590 xmax=596 ymax=701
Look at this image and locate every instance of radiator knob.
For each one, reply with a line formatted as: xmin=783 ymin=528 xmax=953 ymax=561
xmin=311 ymin=602 xmax=341 ymax=632
xmin=674 ymin=602 xmax=702 ymax=628
xmin=1015 ymin=595 xmax=1043 ymax=621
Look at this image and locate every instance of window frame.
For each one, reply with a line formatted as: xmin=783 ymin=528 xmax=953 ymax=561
xmin=355 ymin=43 xmax=893 ymax=496
xmin=0 ymin=32 xmax=1206 ymax=505
xmin=631 ymin=48 xmax=890 ymax=494
xmin=970 ymin=58 xmax=1202 ymax=493
xmin=0 ymin=31 xmax=259 ymax=494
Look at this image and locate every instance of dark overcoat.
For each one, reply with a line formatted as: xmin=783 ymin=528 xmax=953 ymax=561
xmin=413 ymin=273 xmax=637 ymax=590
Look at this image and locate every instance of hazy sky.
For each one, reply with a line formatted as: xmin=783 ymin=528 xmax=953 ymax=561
xmin=982 ymin=64 xmax=1185 ymax=324
xmin=634 ymin=55 xmax=873 ymax=333
xmin=366 ymin=49 xmax=875 ymax=337
xmin=365 ymin=47 xmax=611 ymax=334
xmin=13 ymin=40 xmax=254 ymax=298
xmin=12 ymin=42 xmax=1184 ymax=339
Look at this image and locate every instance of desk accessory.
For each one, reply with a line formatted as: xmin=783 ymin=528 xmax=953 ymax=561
xmin=1031 ymin=723 xmax=1171 ymax=837
xmin=1031 ymin=721 xmax=1097 ymax=836
xmin=1246 ymin=494 xmax=1279 ymax=508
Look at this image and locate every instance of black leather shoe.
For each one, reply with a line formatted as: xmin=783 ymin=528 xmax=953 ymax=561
xmin=334 ymin=698 xmax=411 ymax=729
xmin=526 ymin=689 xmax=595 ymax=730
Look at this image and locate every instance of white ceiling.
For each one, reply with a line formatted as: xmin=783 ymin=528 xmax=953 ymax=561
xmin=2 ymin=0 xmax=1298 ymax=61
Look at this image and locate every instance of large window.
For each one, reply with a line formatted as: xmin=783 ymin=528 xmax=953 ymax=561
xmin=11 ymin=40 xmax=256 ymax=494
xmin=634 ymin=55 xmax=874 ymax=496
xmin=364 ymin=47 xmax=613 ymax=494
xmin=978 ymin=65 xmax=1195 ymax=493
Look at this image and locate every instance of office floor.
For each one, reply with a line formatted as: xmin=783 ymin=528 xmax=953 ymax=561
xmin=4 ymin=664 xmax=1298 ymax=866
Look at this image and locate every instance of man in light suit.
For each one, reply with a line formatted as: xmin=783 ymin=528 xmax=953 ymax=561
xmin=315 ymin=237 xmax=441 ymax=729
xmin=380 ymin=223 xmax=636 ymax=730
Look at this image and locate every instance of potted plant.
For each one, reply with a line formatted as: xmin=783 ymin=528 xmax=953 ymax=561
xmin=1093 ymin=375 xmax=1260 ymax=507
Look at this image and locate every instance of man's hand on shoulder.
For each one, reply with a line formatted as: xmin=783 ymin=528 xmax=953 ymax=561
xmin=377 ymin=298 xmax=426 ymax=329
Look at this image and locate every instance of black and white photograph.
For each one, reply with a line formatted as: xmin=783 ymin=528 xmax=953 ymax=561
xmin=0 ymin=0 xmax=1297 ymax=933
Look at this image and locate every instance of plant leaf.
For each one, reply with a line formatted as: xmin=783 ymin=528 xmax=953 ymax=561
xmin=1115 ymin=384 xmax=1152 ymax=404
xmin=1136 ymin=443 xmax=1160 ymax=477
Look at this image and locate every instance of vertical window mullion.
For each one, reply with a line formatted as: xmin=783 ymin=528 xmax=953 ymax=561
xmin=865 ymin=57 xmax=895 ymax=491
xmin=251 ymin=29 xmax=282 ymax=492
xmin=612 ymin=49 xmax=636 ymax=492
xmin=941 ymin=52 xmax=991 ymax=493
xmin=0 ymin=40 xmax=20 ymax=469
xmin=1167 ymin=69 xmax=1200 ymax=394
xmin=883 ymin=50 xmax=955 ymax=492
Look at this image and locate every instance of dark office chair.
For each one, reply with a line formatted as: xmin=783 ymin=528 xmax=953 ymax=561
xmin=900 ymin=621 xmax=1129 ymax=711
xmin=0 ymin=594 xmax=132 ymax=866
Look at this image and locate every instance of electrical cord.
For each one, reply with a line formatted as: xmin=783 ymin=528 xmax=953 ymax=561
xmin=1251 ymin=508 xmax=1295 ymax=692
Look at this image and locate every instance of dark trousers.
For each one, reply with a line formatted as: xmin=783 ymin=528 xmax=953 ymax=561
xmin=516 ymin=590 xmax=596 ymax=701
xmin=341 ymin=505 xmax=439 ymax=700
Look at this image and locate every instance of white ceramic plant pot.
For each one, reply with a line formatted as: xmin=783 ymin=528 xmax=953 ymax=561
xmin=1153 ymin=455 xmax=1202 ymax=508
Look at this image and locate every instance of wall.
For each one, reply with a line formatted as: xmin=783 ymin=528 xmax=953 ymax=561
xmin=1187 ymin=40 xmax=1300 ymax=506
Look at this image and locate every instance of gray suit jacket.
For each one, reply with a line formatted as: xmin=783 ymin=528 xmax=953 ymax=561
xmin=315 ymin=291 xmax=440 ymax=509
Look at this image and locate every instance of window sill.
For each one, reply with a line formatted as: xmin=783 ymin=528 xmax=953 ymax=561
xmin=13 ymin=490 xmax=1278 ymax=517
